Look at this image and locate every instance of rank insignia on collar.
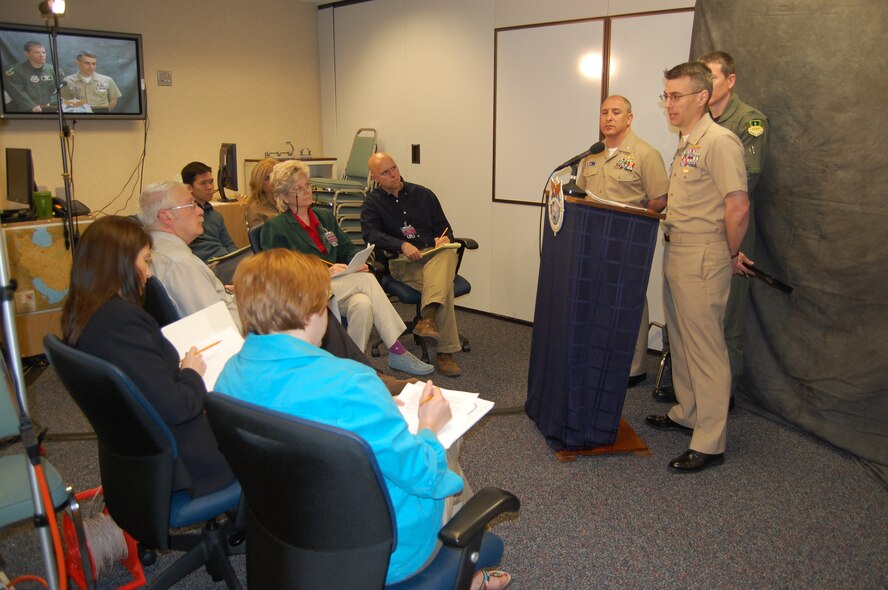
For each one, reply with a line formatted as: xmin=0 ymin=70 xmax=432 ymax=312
xmin=747 ymin=120 xmax=764 ymax=137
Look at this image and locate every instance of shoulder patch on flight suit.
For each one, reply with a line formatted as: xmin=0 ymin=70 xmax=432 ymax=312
xmin=747 ymin=120 xmax=764 ymax=137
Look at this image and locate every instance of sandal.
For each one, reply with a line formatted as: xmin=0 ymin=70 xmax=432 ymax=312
xmin=478 ymin=569 xmax=511 ymax=590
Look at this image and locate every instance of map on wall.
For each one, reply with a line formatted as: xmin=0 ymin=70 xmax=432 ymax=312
xmin=4 ymin=223 xmax=78 ymax=314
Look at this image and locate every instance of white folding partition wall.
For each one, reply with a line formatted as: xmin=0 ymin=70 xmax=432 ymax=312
xmin=319 ymin=1 xmax=694 ymax=336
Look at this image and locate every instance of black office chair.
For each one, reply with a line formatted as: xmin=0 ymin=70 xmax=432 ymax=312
xmin=205 ymin=391 xmax=519 ymax=590
xmin=143 ymin=276 xmax=180 ymax=327
xmin=43 ymin=335 xmax=245 ymax=589
xmin=376 ymin=238 xmax=478 ymax=363
xmin=248 ymin=223 xmax=263 ymax=254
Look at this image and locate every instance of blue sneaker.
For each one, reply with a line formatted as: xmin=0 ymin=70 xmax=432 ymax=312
xmin=388 ymin=350 xmax=434 ymax=376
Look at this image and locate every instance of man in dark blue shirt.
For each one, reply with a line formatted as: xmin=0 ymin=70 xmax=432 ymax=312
xmin=362 ymin=153 xmax=462 ymax=377
xmin=181 ymin=161 xmax=239 ymax=263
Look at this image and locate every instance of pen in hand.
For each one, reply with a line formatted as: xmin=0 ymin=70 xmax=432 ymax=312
xmin=438 ymin=227 xmax=449 ymax=241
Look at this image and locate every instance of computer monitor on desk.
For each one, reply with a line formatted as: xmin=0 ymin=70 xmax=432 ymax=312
xmin=3 ymin=148 xmax=36 ymax=216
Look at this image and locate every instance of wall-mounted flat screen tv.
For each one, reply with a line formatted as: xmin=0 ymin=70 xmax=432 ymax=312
xmin=0 ymin=22 xmax=145 ymax=120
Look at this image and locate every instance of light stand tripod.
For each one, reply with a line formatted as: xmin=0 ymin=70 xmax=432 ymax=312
xmin=40 ymin=0 xmax=78 ymax=254
xmin=0 ymin=212 xmax=60 ymax=590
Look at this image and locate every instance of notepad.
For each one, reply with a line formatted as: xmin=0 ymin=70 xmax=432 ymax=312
xmin=332 ymin=243 xmax=375 ymax=278
xmin=160 ymin=301 xmax=244 ymax=390
xmin=396 ymin=381 xmax=494 ymax=449
xmin=393 ymin=242 xmax=460 ymax=263
xmin=584 ymin=190 xmax=647 ymax=212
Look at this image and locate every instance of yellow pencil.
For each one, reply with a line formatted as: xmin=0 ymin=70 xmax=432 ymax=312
xmin=438 ymin=227 xmax=449 ymax=240
xmin=198 ymin=340 xmax=223 ymax=354
xmin=318 ymin=258 xmax=334 ymax=266
xmin=181 ymin=340 xmax=222 ymax=363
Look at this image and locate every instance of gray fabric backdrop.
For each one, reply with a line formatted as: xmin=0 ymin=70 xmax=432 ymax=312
xmin=690 ymin=0 xmax=888 ymax=483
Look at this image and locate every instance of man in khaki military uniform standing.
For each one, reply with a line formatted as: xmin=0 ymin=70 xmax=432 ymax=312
xmin=645 ymin=62 xmax=751 ymax=472
xmin=576 ymin=95 xmax=668 ymax=387
xmin=700 ymin=51 xmax=769 ymax=396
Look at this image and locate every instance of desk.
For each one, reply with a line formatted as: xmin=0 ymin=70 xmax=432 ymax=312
xmin=244 ymin=157 xmax=337 ymax=187
xmin=1 ymin=216 xmax=93 ymax=357
xmin=212 ymin=200 xmax=249 ymax=249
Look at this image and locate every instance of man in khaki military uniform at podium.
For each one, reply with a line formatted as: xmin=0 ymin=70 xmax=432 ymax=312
xmin=576 ymin=95 xmax=668 ymax=388
xmin=645 ymin=62 xmax=751 ymax=473
xmin=61 ymin=51 xmax=122 ymax=112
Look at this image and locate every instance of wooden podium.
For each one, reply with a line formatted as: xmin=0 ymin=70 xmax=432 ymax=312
xmin=525 ymin=197 xmax=663 ymax=453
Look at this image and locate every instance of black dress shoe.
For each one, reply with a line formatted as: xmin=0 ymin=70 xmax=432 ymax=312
xmin=668 ymin=449 xmax=724 ymax=472
xmin=652 ymin=385 xmax=676 ymax=403
xmin=645 ymin=414 xmax=693 ymax=434
xmin=627 ymin=373 xmax=647 ymax=388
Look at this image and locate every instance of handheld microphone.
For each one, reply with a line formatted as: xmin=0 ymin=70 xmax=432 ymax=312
xmin=552 ymin=141 xmax=606 ymax=173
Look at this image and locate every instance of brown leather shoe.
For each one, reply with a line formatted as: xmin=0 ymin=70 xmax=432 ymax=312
xmin=435 ymin=353 xmax=461 ymax=377
xmin=377 ymin=373 xmax=419 ymax=395
xmin=413 ymin=318 xmax=440 ymax=345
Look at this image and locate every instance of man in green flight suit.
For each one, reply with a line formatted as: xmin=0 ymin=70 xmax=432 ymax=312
xmin=4 ymin=41 xmax=59 ymax=113
xmin=700 ymin=50 xmax=769 ymax=397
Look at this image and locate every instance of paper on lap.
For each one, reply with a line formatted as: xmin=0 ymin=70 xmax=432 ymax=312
xmin=160 ymin=301 xmax=244 ymax=390
xmin=332 ymin=243 xmax=375 ymax=278
xmin=396 ymin=381 xmax=494 ymax=449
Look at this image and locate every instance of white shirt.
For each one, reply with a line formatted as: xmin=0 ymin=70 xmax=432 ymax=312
xmin=148 ymin=230 xmax=241 ymax=329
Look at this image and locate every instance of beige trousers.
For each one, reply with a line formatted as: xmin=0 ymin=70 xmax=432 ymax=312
xmin=332 ymin=272 xmax=407 ymax=352
xmin=390 ymin=249 xmax=460 ymax=353
xmin=630 ymin=299 xmax=650 ymax=377
xmin=662 ymin=234 xmax=732 ymax=455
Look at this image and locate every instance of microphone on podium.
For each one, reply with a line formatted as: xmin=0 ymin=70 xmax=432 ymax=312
xmin=555 ymin=141 xmax=605 ymax=197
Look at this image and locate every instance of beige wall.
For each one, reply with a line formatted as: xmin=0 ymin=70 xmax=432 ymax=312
xmin=1 ymin=0 xmax=322 ymax=214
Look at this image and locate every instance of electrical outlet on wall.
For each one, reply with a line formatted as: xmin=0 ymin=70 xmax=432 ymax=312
xmin=156 ymin=70 xmax=172 ymax=86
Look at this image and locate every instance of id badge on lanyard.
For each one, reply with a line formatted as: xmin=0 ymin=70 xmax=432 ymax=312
xmin=323 ymin=229 xmax=339 ymax=247
xmin=401 ymin=224 xmax=417 ymax=240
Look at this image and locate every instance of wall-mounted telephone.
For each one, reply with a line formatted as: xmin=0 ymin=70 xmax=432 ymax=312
xmin=52 ymin=197 xmax=91 ymax=217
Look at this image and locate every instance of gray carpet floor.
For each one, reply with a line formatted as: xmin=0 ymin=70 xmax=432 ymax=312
xmin=2 ymin=304 xmax=886 ymax=589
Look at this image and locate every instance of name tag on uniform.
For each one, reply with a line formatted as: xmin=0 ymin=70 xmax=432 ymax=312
xmin=96 ymin=82 xmax=108 ymax=92
xmin=323 ymin=230 xmax=338 ymax=247
xmin=401 ymin=224 xmax=417 ymax=239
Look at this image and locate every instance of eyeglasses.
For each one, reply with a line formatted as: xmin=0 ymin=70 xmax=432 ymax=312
xmin=165 ymin=199 xmax=199 ymax=212
xmin=659 ymin=90 xmax=705 ymax=103
xmin=289 ymin=183 xmax=313 ymax=196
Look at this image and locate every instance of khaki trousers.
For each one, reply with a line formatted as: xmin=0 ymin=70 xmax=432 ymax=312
xmin=663 ymin=234 xmax=732 ymax=455
xmin=390 ymin=249 xmax=460 ymax=353
xmin=630 ymin=299 xmax=650 ymax=377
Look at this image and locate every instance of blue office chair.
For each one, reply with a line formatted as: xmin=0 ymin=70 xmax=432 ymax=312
xmin=143 ymin=276 xmax=180 ymax=327
xmin=43 ymin=334 xmax=245 ymax=589
xmin=205 ymin=391 xmax=519 ymax=590
xmin=376 ymin=238 xmax=478 ymax=363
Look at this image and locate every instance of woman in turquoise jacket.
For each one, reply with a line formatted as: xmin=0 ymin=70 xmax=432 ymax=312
xmin=215 ymin=249 xmax=509 ymax=589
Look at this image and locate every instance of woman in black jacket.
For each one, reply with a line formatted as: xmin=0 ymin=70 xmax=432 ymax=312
xmin=61 ymin=215 xmax=234 ymax=497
